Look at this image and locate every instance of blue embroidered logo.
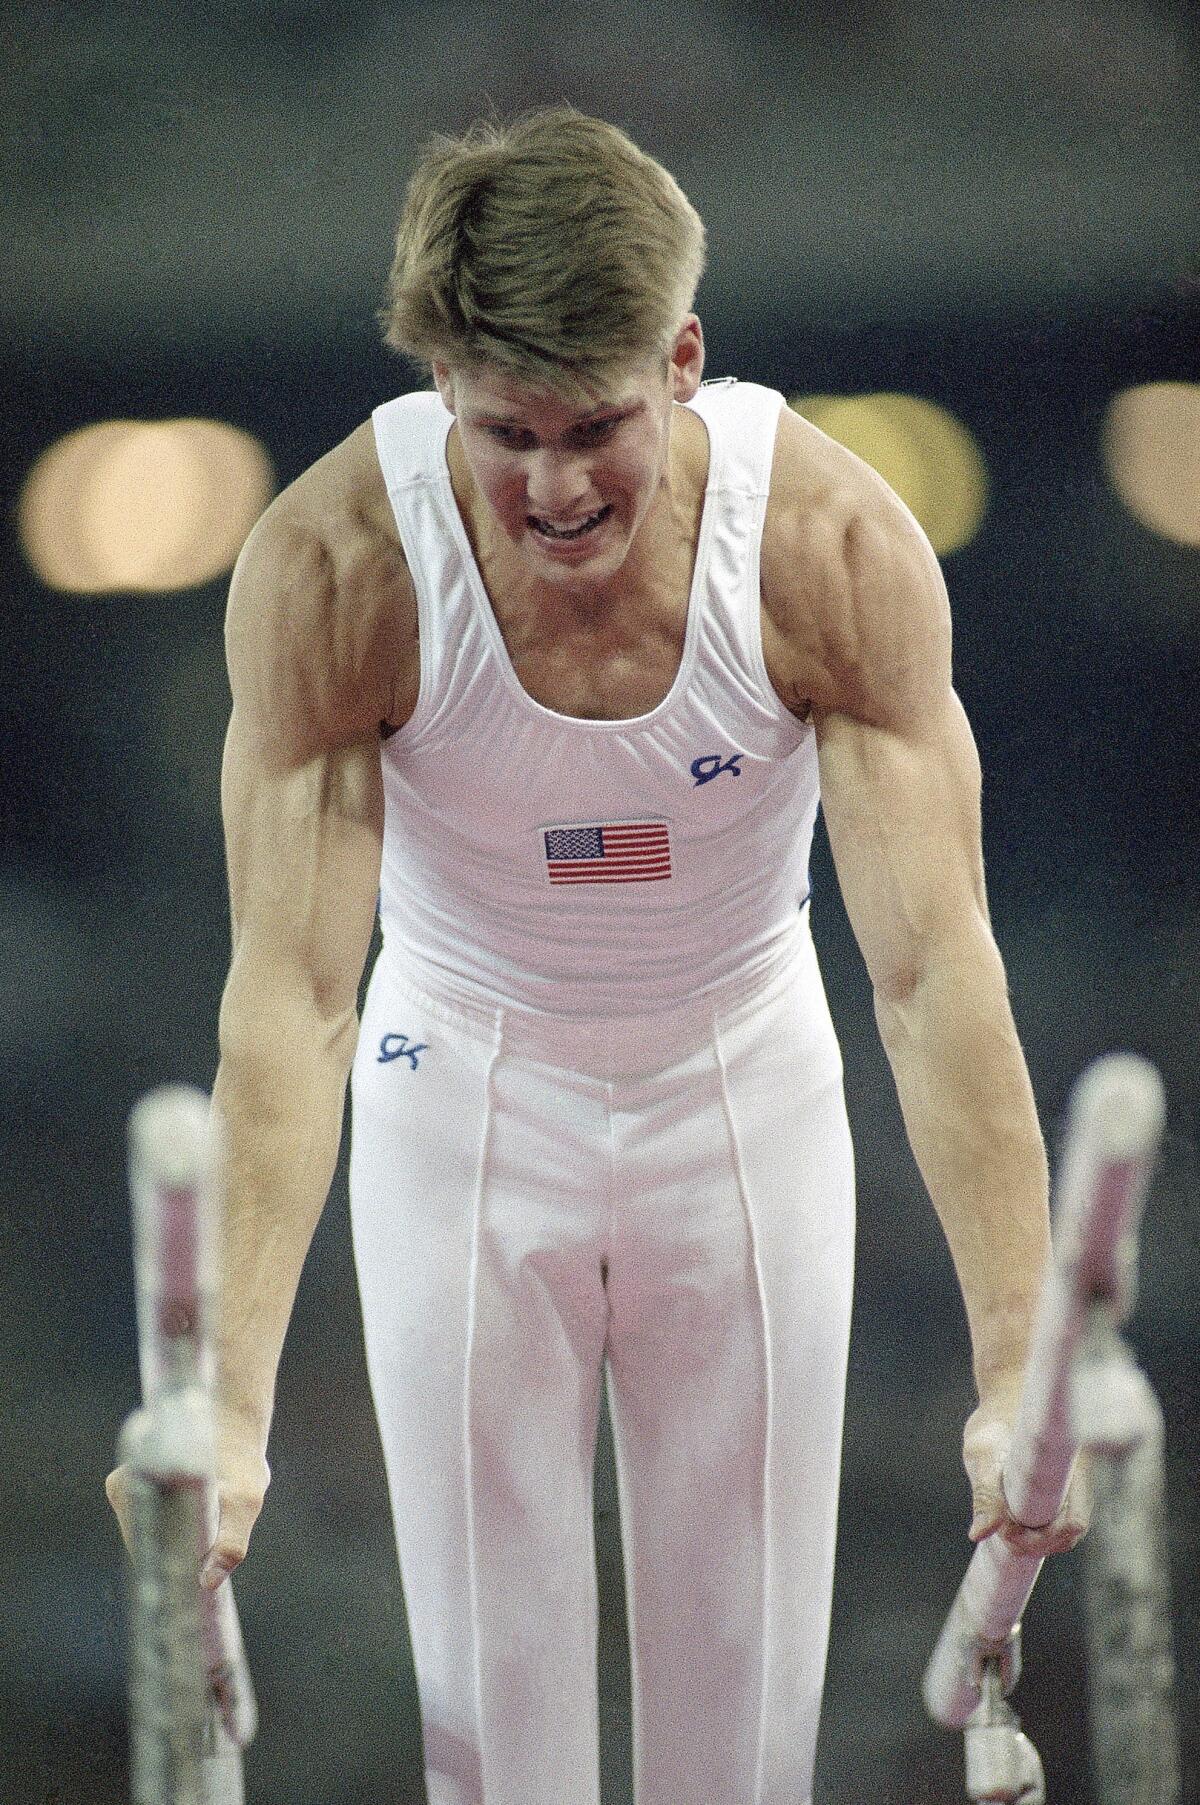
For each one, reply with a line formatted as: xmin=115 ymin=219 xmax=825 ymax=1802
xmin=377 ymin=1033 xmax=428 ymax=1070
xmin=691 ymin=752 xmax=745 ymax=786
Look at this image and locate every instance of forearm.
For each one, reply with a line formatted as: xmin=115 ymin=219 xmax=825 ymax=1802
xmin=874 ymin=924 xmax=1051 ymax=1398
xmin=211 ymin=973 xmax=359 ymax=1441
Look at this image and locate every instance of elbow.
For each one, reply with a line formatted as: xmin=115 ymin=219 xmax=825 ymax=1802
xmin=872 ymin=957 xmax=922 ymax=1009
xmin=218 ymin=954 xmax=361 ymax=1080
xmin=868 ymin=920 xmax=932 ymax=1013
xmin=870 ymin=907 xmax=1008 ymax=1043
xmin=871 ymin=965 xmax=921 ymax=1061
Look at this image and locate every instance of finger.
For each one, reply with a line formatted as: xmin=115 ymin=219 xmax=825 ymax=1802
xmin=1062 ymin=1453 xmax=1092 ymax=1538
xmin=965 ymin=1442 xmax=1011 ymax=1542
xmin=200 ymin=1549 xmax=239 ymax=1591
xmin=968 ymin=1493 xmax=1008 ymax=1542
xmin=104 ymin=1468 xmax=135 ymax=1555
xmin=200 ymin=1495 xmax=259 ymax=1590
xmin=997 ymin=1463 xmax=1092 ymax=1556
xmin=998 ymin=1514 xmax=1085 ymax=1557
xmin=201 ymin=1527 xmax=248 ymax=1590
xmin=201 ymin=1524 xmax=247 ymax=1590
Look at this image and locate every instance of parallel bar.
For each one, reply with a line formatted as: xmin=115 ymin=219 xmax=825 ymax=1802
xmin=1076 ymin=1313 xmax=1180 ymax=1805
xmin=120 ymin=1084 xmax=257 ymax=1802
xmin=922 ymin=1054 xmax=1165 ymax=1730
xmin=125 ymin=1472 xmax=208 ymax=1805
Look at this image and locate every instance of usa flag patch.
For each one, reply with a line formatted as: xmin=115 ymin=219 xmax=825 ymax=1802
xmin=543 ymin=821 xmax=672 ymax=885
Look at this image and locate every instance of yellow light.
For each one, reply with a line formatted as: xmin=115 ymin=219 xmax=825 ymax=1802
xmin=788 ymin=393 xmax=989 ymax=556
xmin=1103 ymin=382 xmax=1200 ymax=549
xmin=18 ymin=419 xmax=275 ymax=594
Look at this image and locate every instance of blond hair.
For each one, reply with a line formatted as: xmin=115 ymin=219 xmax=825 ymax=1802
xmin=378 ymin=107 xmax=707 ymax=399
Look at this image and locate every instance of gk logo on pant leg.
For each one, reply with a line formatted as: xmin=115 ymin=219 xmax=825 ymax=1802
xmin=378 ymin=1033 xmax=428 ymax=1070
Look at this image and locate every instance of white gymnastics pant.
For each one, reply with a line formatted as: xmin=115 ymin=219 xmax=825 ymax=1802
xmin=348 ymin=924 xmax=855 ymax=1805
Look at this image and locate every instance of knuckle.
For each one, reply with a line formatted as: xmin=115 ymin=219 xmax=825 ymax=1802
xmin=205 ymin=1547 xmax=243 ymax=1581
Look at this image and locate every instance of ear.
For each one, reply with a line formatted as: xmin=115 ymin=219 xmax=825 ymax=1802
xmin=432 ymin=360 xmax=457 ymax=412
xmin=668 ymin=315 xmax=705 ymax=404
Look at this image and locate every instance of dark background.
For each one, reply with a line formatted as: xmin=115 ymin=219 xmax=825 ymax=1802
xmin=3 ymin=4 xmax=1197 ymax=1801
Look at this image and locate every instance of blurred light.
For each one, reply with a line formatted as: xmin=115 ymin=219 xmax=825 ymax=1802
xmin=1103 ymin=382 xmax=1200 ymax=549
xmin=788 ymin=393 xmax=988 ymax=556
xmin=18 ymin=419 xmax=275 ymax=594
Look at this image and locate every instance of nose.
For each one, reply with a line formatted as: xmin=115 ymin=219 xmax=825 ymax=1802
xmin=525 ymin=448 xmax=594 ymax=518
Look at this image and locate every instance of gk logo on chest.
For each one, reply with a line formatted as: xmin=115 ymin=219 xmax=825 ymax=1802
xmin=377 ymin=1034 xmax=428 ymax=1070
xmin=691 ymin=752 xmax=745 ymax=786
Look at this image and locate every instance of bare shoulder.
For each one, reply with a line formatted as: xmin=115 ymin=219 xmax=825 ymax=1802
xmin=761 ymin=403 xmax=951 ymax=731
xmin=225 ymin=419 xmax=418 ymax=765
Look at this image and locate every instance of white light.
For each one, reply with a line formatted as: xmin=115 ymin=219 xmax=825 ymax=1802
xmin=18 ymin=418 xmax=275 ymax=594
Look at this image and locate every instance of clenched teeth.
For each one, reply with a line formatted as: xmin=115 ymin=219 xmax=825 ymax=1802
xmin=530 ymin=507 xmax=610 ymax=540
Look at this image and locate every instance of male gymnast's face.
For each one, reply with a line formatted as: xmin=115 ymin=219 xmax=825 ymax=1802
xmin=434 ymin=318 xmax=704 ymax=588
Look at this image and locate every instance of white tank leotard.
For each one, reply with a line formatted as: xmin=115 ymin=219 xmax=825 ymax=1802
xmin=355 ymin=378 xmax=852 ymax=1805
xmin=369 ymin=378 xmax=818 ymax=1018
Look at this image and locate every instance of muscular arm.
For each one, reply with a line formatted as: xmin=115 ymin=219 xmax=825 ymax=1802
xmin=215 ymin=737 xmax=381 ymax=1437
xmin=203 ymin=513 xmax=386 ymax=1578
xmin=801 ymin=496 xmax=1082 ymax=1549
xmin=814 ymin=515 xmax=1048 ymax=1395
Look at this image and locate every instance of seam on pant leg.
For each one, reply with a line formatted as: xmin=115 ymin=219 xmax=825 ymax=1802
xmin=605 ymin=1079 xmax=648 ymax=1804
xmin=604 ymin=1077 xmax=616 ymax=1287
xmin=462 ymin=1012 xmax=504 ymax=1801
xmin=605 ymin=1357 xmax=644 ymax=1805
xmin=601 ymin=1081 xmax=631 ymax=1792
xmin=712 ymin=1013 xmax=772 ymax=1805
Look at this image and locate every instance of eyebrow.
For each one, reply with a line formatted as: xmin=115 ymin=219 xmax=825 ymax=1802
xmin=475 ymin=400 xmax=644 ymax=426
